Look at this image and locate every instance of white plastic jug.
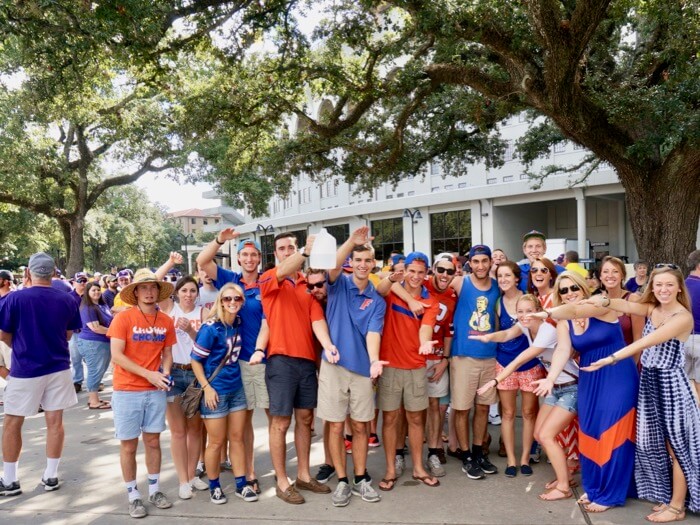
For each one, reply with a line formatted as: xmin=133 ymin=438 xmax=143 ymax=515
xmin=309 ymin=228 xmax=337 ymax=269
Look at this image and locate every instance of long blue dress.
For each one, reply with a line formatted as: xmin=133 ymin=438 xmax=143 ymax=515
xmin=571 ymin=317 xmax=639 ymax=507
xmin=636 ymin=319 xmax=700 ymax=512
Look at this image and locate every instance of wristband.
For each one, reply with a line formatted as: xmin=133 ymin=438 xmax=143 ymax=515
xmin=215 ymin=237 xmax=224 ymax=245
xmin=494 ymin=378 xmax=499 ymax=386
xmin=254 ymin=348 xmax=265 ymax=355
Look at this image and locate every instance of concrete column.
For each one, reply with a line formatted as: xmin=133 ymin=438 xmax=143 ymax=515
xmin=617 ymin=200 xmax=626 ymax=258
xmin=574 ymin=189 xmax=587 ymax=257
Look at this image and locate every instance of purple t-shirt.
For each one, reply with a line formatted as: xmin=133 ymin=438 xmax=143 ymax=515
xmin=79 ymin=304 xmax=113 ymax=343
xmin=0 ymin=286 xmax=82 ymax=378
xmin=51 ymin=278 xmax=73 ymax=293
xmin=686 ymin=275 xmax=700 ymax=334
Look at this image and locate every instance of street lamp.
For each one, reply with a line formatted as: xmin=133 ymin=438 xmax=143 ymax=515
xmin=174 ymin=233 xmax=195 ymax=274
xmin=403 ymin=208 xmax=423 ymax=252
xmin=256 ymin=224 xmax=275 ymax=268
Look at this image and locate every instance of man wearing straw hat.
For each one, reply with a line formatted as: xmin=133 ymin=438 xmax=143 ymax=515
xmin=107 ymin=268 xmax=176 ymax=519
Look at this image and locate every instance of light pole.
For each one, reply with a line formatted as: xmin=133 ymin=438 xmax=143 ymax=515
xmin=403 ymin=208 xmax=423 ymax=252
xmin=256 ymin=224 xmax=275 ymax=268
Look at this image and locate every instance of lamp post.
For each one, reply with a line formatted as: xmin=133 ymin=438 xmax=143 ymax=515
xmin=403 ymin=208 xmax=423 ymax=252
xmin=256 ymin=224 xmax=275 ymax=268
xmin=175 ymin=233 xmax=195 ymax=274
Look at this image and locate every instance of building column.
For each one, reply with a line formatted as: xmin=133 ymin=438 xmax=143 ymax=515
xmin=574 ymin=189 xmax=587 ymax=258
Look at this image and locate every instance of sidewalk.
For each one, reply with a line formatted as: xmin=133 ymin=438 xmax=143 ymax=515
xmin=0 ymin=377 xmax=695 ymax=524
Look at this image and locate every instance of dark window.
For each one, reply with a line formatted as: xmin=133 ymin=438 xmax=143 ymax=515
xmin=325 ymin=224 xmax=350 ymax=243
xmin=371 ymin=217 xmax=404 ymax=261
xmin=260 ymin=234 xmax=275 ymax=269
xmin=430 ymin=210 xmax=471 ymax=257
xmin=287 ymin=229 xmax=308 ymax=250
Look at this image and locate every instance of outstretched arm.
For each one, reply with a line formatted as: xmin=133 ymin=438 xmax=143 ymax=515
xmin=155 ymin=252 xmax=182 ymax=280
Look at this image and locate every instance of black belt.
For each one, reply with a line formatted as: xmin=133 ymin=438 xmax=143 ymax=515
xmin=553 ymin=380 xmax=578 ymax=389
xmin=172 ymin=363 xmax=192 ymax=371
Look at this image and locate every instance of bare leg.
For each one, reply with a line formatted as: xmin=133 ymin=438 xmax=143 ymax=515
xmin=1 ymin=415 xmax=24 ymax=463
xmin=350 ymin=419 xmax=369 ymax=476
xmin=166 ymin=402 xmax=189 ymax=484
xmin=534 ymin=405 xmax=575 ymax=500
xmin=499 ymin=390 xmax=517 ymax=466
xmin=520 ymin=392 xmax=539 ymax=466
xmin=406 ymin=410 xmax=435 ymax=481
xmin=453 ymin=408 xmax=471 ymax=453
xmin=120 ymin=438 xmax=138 ymax=481
xmin=328 ymin=421 xmax=346 ymax=478
xmin=379 ymin=409 xmax=399 ymax=488
xmin=294 ymin=408 xmax=314 ymax=482
xmin=142 ymin=432 xmax=162 ymax=475
xmin=426 ymin=397 xmax=441 ymax=449
xmin=472 ymin=404 xmax=489 ymax=447
xmin=269 ymin=415 xmax=292 ymax=490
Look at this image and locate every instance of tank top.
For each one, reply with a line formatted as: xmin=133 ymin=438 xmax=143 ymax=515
xmin=170 ymin=302 xmax=204 ymax=364
xmin=496 ymin=299 xmax=538 ymax=371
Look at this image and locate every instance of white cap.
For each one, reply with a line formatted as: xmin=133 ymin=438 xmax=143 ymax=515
xmin=434 ymin=252 xmax=456 ymax=266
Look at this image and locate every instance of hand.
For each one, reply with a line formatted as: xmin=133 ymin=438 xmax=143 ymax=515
xmin=204 ymin=386 xmax=219 ymax=409
xmin=370 ymin=360 xmax=390 ymax=379
xmin=146 ymin=370 xmax=172 ymax=391
xmin=476 ymin=379 xmax=497 ymax=396
xmin=169 ymin=252 xmax=184 ymax=265
xmin=349 ymin=226 xmax=373 ymax=245
xmin=176 ymin=317 xmax=191 ymax=331
xmin=218 ymin=227 xmax=240 ymax=242
xmin=389 ymin=270 xmax=404 ymax=283
xmin=249 ymin=350 xmax=264 ymax=365
xmin=531 ymin=377 xmax=554 ymax=397
xmin=304 ymin=234 xmax=316 ymax=255
xmin=419 ymin=340 xmax=439 ymax=355
xmin=580 ymin=295 xmax=606 ymax=307
xmin=468 ymin=334 xmax=490 ymax=342
xmin=407 ymin=297 xmax=430 ymax=318
xmin=580 ymin=358 xmax=610 ymax=372
xmin=429 ymin=359 xmax=449 ymax=383
xmin=324 ymin=345 xmax=340 ymax=364
xmin=524 ymin=311 xmax=548 ymax=321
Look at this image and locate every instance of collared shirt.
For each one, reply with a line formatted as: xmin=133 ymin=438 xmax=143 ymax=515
xmin=325 ymin=273 xmax=386 ymax=377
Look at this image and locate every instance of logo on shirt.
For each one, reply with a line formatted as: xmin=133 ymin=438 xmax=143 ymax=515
xmin=468 ymin=295 xmax=492 ymax=333
xmin=359 ymin=298 xmax=374 ymax=311
xmin=132 ymin=326 xmax=167 ymax=342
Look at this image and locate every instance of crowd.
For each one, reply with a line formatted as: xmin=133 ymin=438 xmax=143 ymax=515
xmin=0 ymin=229 xmax=698 ymax=523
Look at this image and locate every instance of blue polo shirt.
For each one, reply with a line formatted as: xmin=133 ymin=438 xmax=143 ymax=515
xmin=451 ymin=276 xmax=500 ymax=359
xmin=325 ymin=273 xmax=386 ymax=377
xmin=214 ymin=266 xmax=265 ymax=363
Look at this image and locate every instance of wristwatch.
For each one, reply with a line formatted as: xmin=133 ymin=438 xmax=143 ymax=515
xmin=300 ymin=247 xmax=309 ymax=258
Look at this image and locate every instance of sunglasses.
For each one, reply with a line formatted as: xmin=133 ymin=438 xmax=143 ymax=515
xmin=558 ymin=284 xmax=581 ymax=295
xmin=435 ymin=267 xmax=456 ymax=276
xmin=655 ymin=263 xmax=679 ymax=270
xmin=530 ymin=267 xmax=549 ymax=274
xmin=222 ymin=295 xmax=244 ymax=303
xmin=76 ymin=279 xmax=88 ymax=284
xmin=306 ymin=281 xmax=326 ymax=291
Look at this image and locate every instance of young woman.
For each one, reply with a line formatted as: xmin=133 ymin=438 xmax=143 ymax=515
xmin=528 ymin=258 xmax=558 ymax=315
xmin=159 ymin=276 xmax=209 ymax=500
xmin=191 ymin=283 xmax=257 ymax=505
xmin=528 ymin=272 xmax=639 ymax=513
xmin=599 ymin=256 xmax=643 ymax=344
xmin=76 ymin=282 xmax=113 ymax=409
xmin=582 ymin=265 xmax=699 ymax=522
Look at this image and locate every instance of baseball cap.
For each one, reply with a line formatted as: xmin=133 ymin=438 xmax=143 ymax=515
xmin=405 ymin=252 xmax=430 ymax=268
xmin=237 ymin=238 xmax=262 ymax=252
xmin=28 ymin=252 xmax=56 ymax=277
xmin=117 ymin=269 xmax=132 ymax=278
xmin=522 ymin=230 xmax=546 ymax=243
xmin=74 ymin=272 xmax=88 ymax=281
xmin=468 ymin=245 xmax=492 ymax=259
xmin=342 ymin=255 xmax=353 ymax=272
xmin=106 ymin=275 xmax=118 ymax=283
xmin=0 ymin=269 xmax=13 ymax=281
xmin=433 ymin=252 xmax=457 ymax=266
xmin=390 ymin=254 xmax=406 ymax=266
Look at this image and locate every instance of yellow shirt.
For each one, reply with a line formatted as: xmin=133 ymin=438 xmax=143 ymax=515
xmin=566 ymin=262 xmax=588 ymax=278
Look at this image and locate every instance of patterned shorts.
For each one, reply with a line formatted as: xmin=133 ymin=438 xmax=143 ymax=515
xmin=496 ymin=363 xmax=546 ymax=392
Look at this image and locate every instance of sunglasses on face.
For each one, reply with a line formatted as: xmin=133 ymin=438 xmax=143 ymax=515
xmin=530 ymin=267 xmax=549 ymax=274
xmin=76 ymin=279 xmax=88 ymax=284
xmin=306 ymin=281 xmax=326 ymax=291
xmin=435 ymin=267 xmax=456 ymax=276
xmin=558 ymin=284 xmax=581 ymax=295
xmin=222 ymin=295 xmax=243 ymax=303
xmin=655 ymin=263 xmax=679 ymax=270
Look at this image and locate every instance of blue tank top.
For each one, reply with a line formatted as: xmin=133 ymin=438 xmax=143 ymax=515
xmin=496 ymin=301 xmax=539 ymax=371
xmin=452 ymin=276 xmax=500 ymax=358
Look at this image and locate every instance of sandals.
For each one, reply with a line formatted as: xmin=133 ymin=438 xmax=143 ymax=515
xmin=584 ymin=502 xmax=611 ymax=513
xmin=378 ymin=477 xmax=397 ymax=491
xmin=545 ymin=478 xmax=578 ymax=490
xmin=87 ymin=401 xmax=111 ymax=410
xmin=412 ymin=475 xmax=440 ymax=487
xmin=576 ymin=492 xmax=591 ymax=505
xmin=646 ymin=505 xmax=686 ymax=523
xmin=538 ymin=486 xmax=573 ymax=501
xmin=246 ymin=478 xmax=261 ymax=495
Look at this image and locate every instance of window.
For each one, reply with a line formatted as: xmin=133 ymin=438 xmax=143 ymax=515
xmin=325 ymin=224 xmax=350 ymax=243
xmin=458 ymin=182 xmax=467 ymax=189
xmin=191 ymin=218 xmax=196 ymax=225
xmin=203 ymin=219 xmax=208 ymax=225
xmin=504 ymin=140 xmax=515 ymax=162
xmin=430 ymin=161 xmax=442 ymax=177
xmin=370 ymin=217 xmax=404 ymax=261
xmin=287 ymin=229 xmax=308 ymax=250
xmin=444 ymin=184 xmax=453 ymax=190
xmin=283 ymin=196 xmax=293 ymax=209
xmin=553 ymin=142 xmax=566 ymax=153
xmin=502 ymin=175 xmax=513 ymax=182
xmin=298 ymin=187 xmax=312 ymax=204
xmin=487 ymin=178 xmax=497 ymax=184
xmin=215 ymin=218 xmax=220 ymax=224
xmin=430 ymin=210 xmax=472 ymax=257
xmin=260 ymin=234 xmax=275 ymax=270
xmin=320 ymin=180 xmax=338 ymax=198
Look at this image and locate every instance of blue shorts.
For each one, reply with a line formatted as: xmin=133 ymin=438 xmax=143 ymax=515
xmin=166 ymin=367 xmax=195 ymax=400
xmin=544 ymin=383 xmax=578 ymax=414
xmin=200 ymin=387 xmax=247 ymax=419
xmin=112 ymin=390 xmax=167 ymax=440
xmin=265 ymin=355 xmax=318 ymax=417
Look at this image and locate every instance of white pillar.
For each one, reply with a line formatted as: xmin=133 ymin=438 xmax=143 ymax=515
xmin=574 ymin=189 xmax=587 ymax=258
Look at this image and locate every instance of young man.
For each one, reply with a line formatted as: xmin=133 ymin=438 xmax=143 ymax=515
xmin=258 ymin=232 xmax=337 ymax=504
xmin=70 ymin=272 xmax=89 ymax=392
xmin=112 ymin=269 xmax=134 ymax=313
xmin=102 ymin=275 xmax=119 ymax=309
xmin=375 ymin=252 xmax=440 ymax=491
xmin=0 ymin=270 xmax=13 ymax=300
xmin=449 ymin=245 xmax=500 ymax=480
xmin=317 ymin=227 xmax=387 ymax=507
xmin=0 ymin=253 xmax=82 ymax=496
xmin=517 ymin=230 xmax=565 ymax=291
xmin=107 ymin=269 xmax=176 ymax=519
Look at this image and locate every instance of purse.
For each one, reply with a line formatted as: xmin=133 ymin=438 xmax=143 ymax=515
xmin=181 ymin=327 xmax=238 ymax=418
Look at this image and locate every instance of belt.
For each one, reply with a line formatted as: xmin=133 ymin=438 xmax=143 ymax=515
xmin=172 ymin=363 xmax=192 ymax=371
xmin=553 ymin=380 xmax=578 ymax=389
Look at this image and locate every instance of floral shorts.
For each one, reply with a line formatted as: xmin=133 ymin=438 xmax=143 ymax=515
xmin=496 ymin=363 xmax=546 ymax=392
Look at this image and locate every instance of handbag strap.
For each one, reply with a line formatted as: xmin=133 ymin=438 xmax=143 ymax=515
xmin=203 ymin=326 xmax=239 ymax=385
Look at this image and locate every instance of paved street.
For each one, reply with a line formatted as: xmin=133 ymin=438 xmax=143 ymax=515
xmin=0 ymin=373 xmax=696 ymax=524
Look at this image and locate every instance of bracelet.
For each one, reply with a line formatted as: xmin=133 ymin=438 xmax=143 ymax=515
xmin=545 ymin=309 xmax=552 ymax=319
xmin=215 ymin=237 xmax=224 ymax=245
xmin=603 ymin=297 xmax=611 ymax=307
xmin=202 ymin=383 xmax=210 ymax=389
xmin=254 ymin=348 xmax=265 ymax=355
xmin=610 ymin=353 xmax=618 ymax=365
xmin=494 ymin=378 xmax=499 ymax=386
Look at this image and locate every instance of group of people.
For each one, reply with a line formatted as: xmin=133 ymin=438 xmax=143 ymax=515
xmin=0 ymin=228 xmax=698 ymax=523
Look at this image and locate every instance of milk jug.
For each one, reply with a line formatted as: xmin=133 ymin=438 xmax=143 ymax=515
xmin=309 ymin=228 xmax=337 ymax=269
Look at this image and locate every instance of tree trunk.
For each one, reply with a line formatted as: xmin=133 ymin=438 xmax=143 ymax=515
xmin=64 ymin=215 xmax=86 ymax=276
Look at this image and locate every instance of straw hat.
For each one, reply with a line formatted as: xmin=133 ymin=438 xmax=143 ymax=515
xmin=119 ymin=268 xmax=174 ymax=306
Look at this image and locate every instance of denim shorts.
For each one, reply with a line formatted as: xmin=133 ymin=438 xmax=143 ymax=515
xmin=112 ymin=390 xmax=167 ymax=440
xmin=543 ymin=383 xmax=578 ymax=414
xmin=200 ymin=387 xmax=247 ymax=419
xmin=166 ymin=367 xmax=195 ymax=401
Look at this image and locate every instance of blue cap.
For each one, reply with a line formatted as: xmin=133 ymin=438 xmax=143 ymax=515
xmin=390 ymin=254 xmax=405 ymax=266
xmin=468 ymin=245 xmax=492 ymax=259
xmin=405 ymin=252 xmax=430 ymax=268
xmin=237 ymin=238 xmax=262 ymax=252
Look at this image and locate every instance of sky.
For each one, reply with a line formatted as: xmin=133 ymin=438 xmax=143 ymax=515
xmin=135 ymin=174 xmax=216 ymax=212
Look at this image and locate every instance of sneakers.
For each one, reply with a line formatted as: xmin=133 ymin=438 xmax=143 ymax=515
xmin=446 ymin=447 xmax=463 ymax=460
xmin=462 ymin=460 xmax=485 ymax=480
xmin=344 ymin=438 xmax=353 ymax=454
xmin=352 ymin=478 xmax=380 ymax=503
xmin=477 ymin=455 xmax=498 ymax=475
xmin=41 ymin=477 xmax=60 ymax=492
xmin=295 ymin=477 xmax=331 ymax=494
xmin=179 ymin=483 xmax=193 ymax=500
xmin=191 ymin=476 xmax=209 ymax=491
xmin=435 ymin=447 xmax=447 ymax=465
xmin=394 ymin=455 xmax=405 ymax=478
xmin=210 ymin=486 xmax=227 ymax=504
xmin=195 ymin=462 xmax=205 ymax=478
xmin=276 ymin=484 xmax=305 ymax=504
xmin=316 ymin=463 xmax=336 ymax=484
xmin=530 ymin=441 xmax=542 ymax=463
xmin=488 ymin=413 xmax=502 ymax=425
xmin=368 ymin=433 xmax=381 ymax=448
xmin=504 ymin=465 xmax=517 ymax=478
xmin=148 ymin=491 xmax=172 ymax=509
xmin=220 ymin=459 xmax=232 ymax=471
xmin=520 ymin=464 xmax=534 ymax=476
xmin=0 ymin=479 xmax=21 ymax=496
xmin=332 ymin=480 xmax=352 ymax=507
xmin=426 ymin=454 xmax=446 ymax=477
xmin=129 ymin=498 xmax=148 ymax=518
xmin=235 ymin=484 xmax=259 ymax=502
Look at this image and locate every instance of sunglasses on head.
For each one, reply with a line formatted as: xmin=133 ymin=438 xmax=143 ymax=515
xmin=435 ymin=267 xmax=456 ymax=275
xmin=306 ymin=281 xmax=326 ymax=290
xmin=558 ymin=284 xmax=581 ymax=295
xmin=655 ymin=263 xmax=679 ymax=270
xmin=530 ymin=267 xmax=549 ymax=274
xmin=222 ymin=295 xmax=243 ymax=303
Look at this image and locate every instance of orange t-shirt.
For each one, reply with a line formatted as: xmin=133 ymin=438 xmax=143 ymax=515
xmin=107 ymin=308 xmax=176 ymax=391
xmin=259 ymin=268 xmax=326 ymax=362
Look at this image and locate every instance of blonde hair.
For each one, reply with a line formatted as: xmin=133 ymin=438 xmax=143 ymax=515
xmin=639 ymin=267 xmax=691 ymax=311
xmin=207 ymin=283 xmax=245 ymax=325
xmin=516 ymin=294 xmax=543 ymax=312
xmin=552 ymin=271 xmax=591 ymax=306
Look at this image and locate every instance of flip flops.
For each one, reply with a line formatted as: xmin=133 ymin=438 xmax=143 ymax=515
xmin=412 ymin=475 xmax=440 ymax=487
xmin=378 ymin=478 xmax=397 ymax=491
xmin=87 ymin=401 xmax=111 ymax=410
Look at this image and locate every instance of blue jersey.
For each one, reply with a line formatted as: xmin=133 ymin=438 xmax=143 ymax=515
xmin=451 ymin=276 xmax=500 ymax=359
xmin=192 ymin=319 xmax=243 ymax=394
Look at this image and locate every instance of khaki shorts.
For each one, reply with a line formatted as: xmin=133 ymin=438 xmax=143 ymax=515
xmin=450 ymin=356 xmax=497 ymax=411
xmin=426 ymin=359 xmax=450 ymax=398
xmin=240 ymin=359 xmax=269 ymax=410
xmin=4 ymin=369 xmax=77 ymax=416
xmin=317 ymin=360 xmax=375 ymax=422
xmin=378 ymin=367 xmax=428 ymax=412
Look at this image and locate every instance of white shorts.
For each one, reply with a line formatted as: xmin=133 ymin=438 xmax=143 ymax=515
xmin=426 ymin=359 xmax=450 ymax=398
xmin=4 ymin=369 xmax=77 ymax=416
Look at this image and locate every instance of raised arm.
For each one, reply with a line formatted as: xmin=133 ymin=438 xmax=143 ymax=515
xmin=376 ymin=270 xmax=404 ymax=297
xmin=196 ymin=228 xmax=241 ymax=280
xmin=276 ymin=235 xmax=315 ymax=282
xmin=155 ymin=251 xmax=182 ymax=280
xmin=328 ymin=226 xmax=371 ymax=283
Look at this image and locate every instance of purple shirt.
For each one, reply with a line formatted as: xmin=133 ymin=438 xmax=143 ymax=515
xmin=686 ymin=275 xmax=700 ymax=334
xmin=0 ymin=286 xmax=82 ymax=378
xmin=79 ymin=304 xmax=113 ymax=343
